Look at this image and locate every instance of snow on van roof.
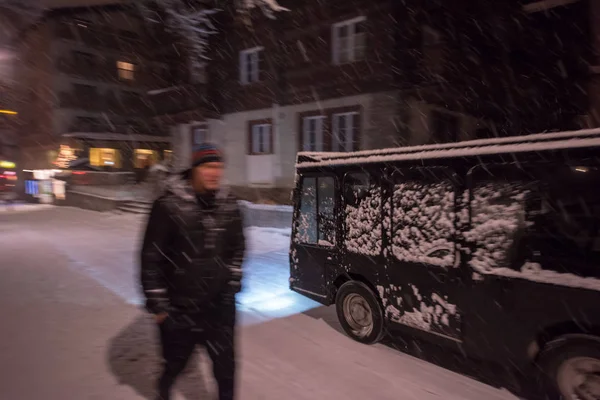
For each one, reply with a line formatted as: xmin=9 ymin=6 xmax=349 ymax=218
xmin=296 ymin=128 xmax=600 ymax=169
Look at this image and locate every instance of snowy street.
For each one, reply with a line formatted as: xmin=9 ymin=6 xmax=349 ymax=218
xmin=0 ymin=205 xmax=521 ymax=400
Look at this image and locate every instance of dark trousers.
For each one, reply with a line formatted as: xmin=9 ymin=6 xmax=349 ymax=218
xmin=156 ymin=305 xmax=236 ymax=400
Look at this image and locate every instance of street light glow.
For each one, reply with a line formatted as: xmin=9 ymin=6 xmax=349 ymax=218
xmin=0 ymin=109 xmax=17 ymax=115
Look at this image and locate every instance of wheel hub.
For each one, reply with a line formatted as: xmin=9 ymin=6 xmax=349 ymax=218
xmin=558 ymin=357 xmax=600 ymax=400
xmin=342 ymin=293 xmax=373 ymax=338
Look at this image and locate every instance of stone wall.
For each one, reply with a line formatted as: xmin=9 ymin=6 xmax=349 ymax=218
xmin=68 ymin=171 xmax=135 ymax=186
xmin=61 ymin=191 xmax=121 ymax=212
xmin=230 ymin=185 xmax=293 ymax=205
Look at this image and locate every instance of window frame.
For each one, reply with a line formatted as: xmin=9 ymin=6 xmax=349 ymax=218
xmin=247 ymin=119 xmax=273 ymax=155
xmin=331 ymin=16 xmax=367 ymax=65
xmin=302 ymin=115 xmax=326 ymax=152
xmin=239 ymin=46 xmax=263 ymax=85
xmin=390 ymin=166 xmax=459 ymax=268
xmin=343 ymin=170 xmax=383 ymax=255
xmin=332 ymin=111 xmax=359 ymax=152
xmin=191 ymin=124 xmax=209 ymax=146
xmin=295 ymin=174 xmax=339 ymax=248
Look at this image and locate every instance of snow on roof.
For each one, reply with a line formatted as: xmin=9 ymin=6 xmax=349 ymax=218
xmin=62 ymin=132 xmax=172 ymax=143
xmin=297 ymin=128 xmax=600 ymax=169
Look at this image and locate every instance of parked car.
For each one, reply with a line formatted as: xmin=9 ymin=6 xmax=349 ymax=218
xmin=289 ymin=128 xmax=600 ymax=400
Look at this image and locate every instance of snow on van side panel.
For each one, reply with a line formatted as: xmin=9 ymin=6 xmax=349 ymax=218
xmin=391 ymin=182 xmax=455 ymax=267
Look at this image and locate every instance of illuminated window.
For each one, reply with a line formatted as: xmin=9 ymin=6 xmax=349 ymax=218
xmin=89 ymin=148 xmax=121 ymax=168
xmin=134 ymin=149 xmax=158 ymax=168
xmin=117 ymin=61 xmax=135 ymax=81
xmin=163 ymin=150 xmax=173 ymax=162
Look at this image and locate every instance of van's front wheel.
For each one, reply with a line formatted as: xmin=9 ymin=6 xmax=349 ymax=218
xmin=335 ymin=281 xmax=385 ymax=345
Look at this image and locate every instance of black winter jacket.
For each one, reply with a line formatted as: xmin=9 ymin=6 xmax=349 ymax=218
xmin=140 ymin=174 xmax=246 ymax=315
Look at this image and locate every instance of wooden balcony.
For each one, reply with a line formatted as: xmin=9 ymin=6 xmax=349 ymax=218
xmin=148 ymin=84 xmax=211 ymax=116
xmin=57 ymin=91 xmax=151 ymax=116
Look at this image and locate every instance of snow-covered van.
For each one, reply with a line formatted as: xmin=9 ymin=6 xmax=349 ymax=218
xmin=290 ymin=128 xmax=600 ymax=399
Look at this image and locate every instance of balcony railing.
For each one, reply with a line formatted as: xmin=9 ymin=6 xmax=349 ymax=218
xmin=58 ymin=91 xmax=151 ymax=115
xmin=55 ymin=57 xmax=165 ymax=90
xmin=67 ymin=120 xmax=166 ymax=136
xmin=148 ymin=84 xmax=211 ymax=116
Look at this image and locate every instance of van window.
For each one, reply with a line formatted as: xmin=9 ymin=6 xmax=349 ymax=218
xmin=297 ymin=177 xmax=318 ymax=244
xmin=295 ymin=176 xmax=336 ymax=246
xmin=317 ymin=177 xmax=336 ymax=246
xmin=469 ymin=163 xmax=600 ymax=278
xmin=344 ymin=172 xmax=382 ymax=256
xmin=391 ymin=168 xmax=456 ymax=267
xmin=531 ymin=165 xmax=600 ymax=278
xmin=467 ymin=165 xmax=539 ymax=272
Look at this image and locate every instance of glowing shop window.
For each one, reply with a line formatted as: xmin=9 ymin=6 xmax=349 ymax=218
xmin=134 ymin=149 xmax=158 ymax=168
xmin=89 ymin=148 xmax=121 ymax=168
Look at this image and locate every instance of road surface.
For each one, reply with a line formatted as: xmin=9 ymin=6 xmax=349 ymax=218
xmin=0 ymin=204 xmax=522 ymax=399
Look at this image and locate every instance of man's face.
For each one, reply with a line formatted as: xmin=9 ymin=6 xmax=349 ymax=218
xmin=192 ymin=162 xmax=224 ymax=192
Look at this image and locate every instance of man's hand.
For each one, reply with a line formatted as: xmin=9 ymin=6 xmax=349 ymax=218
xmin=154 ymin=312 xmax=169 ymax=324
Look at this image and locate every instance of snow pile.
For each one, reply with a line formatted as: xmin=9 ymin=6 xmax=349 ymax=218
xmin=246 ymin=227 xmax=290 ymax=255
xmin=392 ymin=182 xmax=455 ymax=267
xmin=0 ymin=203 xmax=55 ymax=213
xmin=345 ymin=187 xmax=382 ymax=256
xmin=465 ymin=182 xmax=528 ymax=272
xmin=239 ymin=200 xmax=293 ymax=212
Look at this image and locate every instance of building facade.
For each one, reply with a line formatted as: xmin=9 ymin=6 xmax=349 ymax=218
xmin=14 ymin=4 xmax=173 ymax=171
xmin=0 ymin=83 xmax=18 ymax=164
xmin=159 ymin=0 xmax=591 ymax=202
xmin=7 ymin=0 xmax=594 ymax=201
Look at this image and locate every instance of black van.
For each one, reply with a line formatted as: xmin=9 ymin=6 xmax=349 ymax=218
xmin=289 ymin=129 xmax=600 ymax=399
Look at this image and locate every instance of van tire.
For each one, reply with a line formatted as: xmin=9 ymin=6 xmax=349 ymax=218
xmin=335 ymin=281 xmax=385 ymax=345
xmin=536 ymin=336 xmax=600 ymax=400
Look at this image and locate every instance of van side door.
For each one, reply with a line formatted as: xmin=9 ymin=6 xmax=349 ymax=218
xmin=290 ymin=174 xmax=339 ymax=302
xmin=384 ymin=166 xmax=463 ymax=342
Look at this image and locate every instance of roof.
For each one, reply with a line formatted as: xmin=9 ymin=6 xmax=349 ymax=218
xmin=62 ymin=132 xmax=171 ymax=143
xmin=296 ymin=128 xmax=600 ymax=169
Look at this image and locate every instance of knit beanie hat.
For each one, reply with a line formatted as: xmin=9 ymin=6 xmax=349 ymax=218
xmin=191 ymin=143 xmax=224 ymax=167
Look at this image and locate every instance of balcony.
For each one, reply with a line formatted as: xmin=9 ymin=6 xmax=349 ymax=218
xmin=57 ymin=91 xmax=151 ymax=116
xmin=67 ymin=119 xmax=166 ymax=136
xmin=148 ymin=84 xmax=212 ymax=116
xmin=58 ymin=91 xmax=105 ymax=111
xmin=54 ymin=23 xmax=152 ymax=58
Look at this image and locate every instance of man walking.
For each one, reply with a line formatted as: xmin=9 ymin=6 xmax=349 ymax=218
xmin=140 ymin=143 xmax=246 ymax=400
